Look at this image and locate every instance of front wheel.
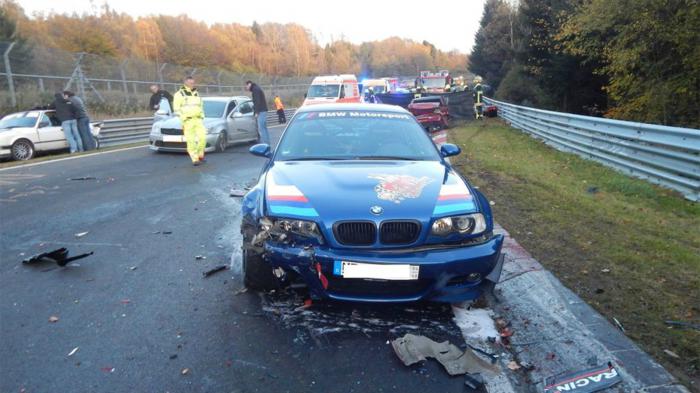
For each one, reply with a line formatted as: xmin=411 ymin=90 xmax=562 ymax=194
xmin=216 ymin=132 xmax=227 ymax=152
xmin=11 ymin=139 xmax=34 ymax=161
xmin=242 ymin=247 xmax=279 ymax=291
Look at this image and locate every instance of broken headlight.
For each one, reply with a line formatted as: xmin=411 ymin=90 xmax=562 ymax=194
xmin=430 ymin=213 xmax=486 ymax=236
xmin=262 ymin=217 xmax=324 ymax=244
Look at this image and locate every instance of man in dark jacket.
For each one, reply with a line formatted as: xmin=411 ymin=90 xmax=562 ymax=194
xmin=51 ymin=93 xmax=82 ymax=153
xmin=64 ymin=91 xmax=96 ymax=150
xmin=245 ymin=81 xmax=269 ymax=144
xmin=149 ymin=84 xmax=174 ymax=113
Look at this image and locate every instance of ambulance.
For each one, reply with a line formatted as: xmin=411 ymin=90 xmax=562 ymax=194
xmin=303 ymin=74 xmax=361 ymax=105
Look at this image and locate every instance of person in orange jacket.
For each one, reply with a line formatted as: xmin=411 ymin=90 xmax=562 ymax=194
xmin=274 ymin=95 xmax=286 ymax=124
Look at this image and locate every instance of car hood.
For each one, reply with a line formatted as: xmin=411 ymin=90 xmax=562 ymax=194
xmin=157 ymin=117 xmax=220 ymax=130
xmin=264 ymin=160 xmax=478 ymax=222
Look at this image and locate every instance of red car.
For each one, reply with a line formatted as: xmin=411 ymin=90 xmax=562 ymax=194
xmin=408 ymin=96 xmax=449 ymax=132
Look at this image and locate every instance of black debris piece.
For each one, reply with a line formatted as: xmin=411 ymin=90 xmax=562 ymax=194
xmin=203 ymin=265 xmax=228 ymax=277
xmin=464 ymin=373 xmax=486 ymax=392
xmin=22 ymin=248 xmax=94 ymax=267
xmin=69 ymin=177 xmax=97 ymax=181
xmin=586 ymin=186 xmax=599 ymax=194
xmin=152 ymin=231 xmax=173 ymax=235
xmin=544 ymin=362 xmax=622 ymax=393
xmin=465 ymin=344 xmax=499 ymax=364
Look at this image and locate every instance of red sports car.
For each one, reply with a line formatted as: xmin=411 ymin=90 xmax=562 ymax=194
xmin=408 ymin=96 xmax=449 ymax=132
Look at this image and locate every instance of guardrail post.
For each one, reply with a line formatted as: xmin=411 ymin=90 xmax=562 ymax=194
xmin=217 ymin=71 xmax=223 ymax=94
xmin=119 ymin=60 xmax=129 ymax=102
xmin=158 ymin=63 xmax=167 ymax=86
xmin=3 ymin=42 xmax=17 ymax=107
xmin=38 ymin=78 xmax=44 ymax=92
xmin=107 ymin=80 xmax=112 ymax=91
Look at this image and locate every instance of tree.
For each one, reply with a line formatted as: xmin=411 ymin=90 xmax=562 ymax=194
xmin=469 ymin=0 xmax=517 ymax=90
xmin=560 ymin=0 xmax=700 ymax=127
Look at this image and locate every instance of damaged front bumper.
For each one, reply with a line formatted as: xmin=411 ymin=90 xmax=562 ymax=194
xmin=261 ymin=234 xmax=504 ymax=303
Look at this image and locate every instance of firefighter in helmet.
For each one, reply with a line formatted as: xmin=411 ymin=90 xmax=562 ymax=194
xmin=473 ymin=76 xmax=484 ymax=120
xmin=173 ymin=75 xmax=207 ymax=166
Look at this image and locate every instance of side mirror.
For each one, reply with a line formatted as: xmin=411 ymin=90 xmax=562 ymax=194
xmin=233 ymin=112 xmax=243 ymax=118
xmin=39 ymin=121 xmax=51 ymax=128
xmin=249 ymin=143 xmax=271 ymax=158
xmin=440 ymin=143 xmax=461 ymax=158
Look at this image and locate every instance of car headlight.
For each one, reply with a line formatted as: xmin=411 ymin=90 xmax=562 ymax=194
xmin=264 ymin=217 xmax=324 ymax=243
xmin=431 ymin=213 xmax=486 ymax=236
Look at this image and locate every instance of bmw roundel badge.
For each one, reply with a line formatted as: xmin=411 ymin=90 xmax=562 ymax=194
xmin=370 ymin=205 xmax=384 ymax=215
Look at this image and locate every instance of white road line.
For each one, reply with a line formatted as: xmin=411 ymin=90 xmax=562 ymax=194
xmin=0 ymin=145 xmax=147 ymax=172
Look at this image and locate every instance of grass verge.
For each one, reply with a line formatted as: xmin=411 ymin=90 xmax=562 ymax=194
xmin=0 ymin=142 xmax=148 ymax=170
xmin=450 ymin=118 xmax=699 ymax=389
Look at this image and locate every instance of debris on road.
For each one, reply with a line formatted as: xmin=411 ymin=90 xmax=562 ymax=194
xmin=22 ymin=248 xmax=94 ymax=267
xmin=464 ymin=373 xmax=486 ymax=392
xmin=195 ymin=255 xmax=206 ymax=260
xmin=507 ymin=361 xmax=521 ymax=371
xmin=129 ymin=266 xmax=137 ymax=271
xmin=67 ymin=347 xmax=79 ymax=357
xmin=48 ymin=315 xmax=59 ymax=323
xmin=229 ymin=188 xmax=247 ymax=197
xmin=234 ymin=287 xmax=248 ymax=295
xmin=663 ymin=349 xmax=681 ymax=359
xmin=100 ymin=366 xmax=115 ymax=373
xmin=543 ymin=363 xmax=621 ymax=393
xmin=202 ymin=265 xmax=228 ymax=277
xmin=169 ymin=354 xmax=178 ymax=360
xmin=391 ymin=334 xmax=498 ymax=376
xmin=74 ymin=231 xmax=89 ymax=238
xmin=152 ymin=231 xmax=173 ymax=235
xmin=612 ymin=317 xmax=625 ymax=333
xmin=181 ymin=368 xmax=190 ymax=375
xmin=69 ymin=177 xmax=97 ymax=181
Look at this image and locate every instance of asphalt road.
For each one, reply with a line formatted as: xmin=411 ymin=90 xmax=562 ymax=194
xmin=0 ymin=126 xmax=469 ymax=393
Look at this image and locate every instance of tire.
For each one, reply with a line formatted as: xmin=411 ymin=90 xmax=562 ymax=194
xmin=242 ymin=247 xmax=279 ymax=291
xmin=216 ymin=132 xmax=227 ymax=152
xmin=11 ymin=139 xmax=34 ymax=161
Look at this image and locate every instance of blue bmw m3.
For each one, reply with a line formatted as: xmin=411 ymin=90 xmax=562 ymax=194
xmin=241 ymin=103 xmax=504 ymax=303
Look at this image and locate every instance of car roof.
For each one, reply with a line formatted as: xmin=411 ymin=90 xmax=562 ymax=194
xmin=296 ymin=103 xmax=410 ymax=114
xmin=202 ymin=96 xmax=250 ymax=102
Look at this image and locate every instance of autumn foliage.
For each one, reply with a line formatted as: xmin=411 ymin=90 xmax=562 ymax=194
xmin=2 ymin=1 xmax=467 ymax=77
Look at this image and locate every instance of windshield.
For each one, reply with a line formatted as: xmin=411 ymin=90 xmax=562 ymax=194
xmin=275 ymin=110 xmax=441 ymax=161
xmin=365 ymin=86 xmax=386 ymax=94
xmin=203 ymin=100 xmax=227 ymax=118
xmin=307 ymin=84 xmax=340 ymax=98
xmin=0 ymin=112 xmax=39 ymax=130
xmin=422 ymin=78 xmax=446 ymax=88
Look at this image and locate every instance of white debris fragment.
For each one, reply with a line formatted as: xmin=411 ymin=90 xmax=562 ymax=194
xmin=451 ymin=306 xmax=500 ymax=342
xmin=68 ymin=347 xmax=79 ymax=356
xmin=75 ymin=232 xmax=89 ymax=238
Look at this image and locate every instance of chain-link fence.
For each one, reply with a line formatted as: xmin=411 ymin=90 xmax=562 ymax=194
xmin=0 ymin=41 xmax=311 ymax=117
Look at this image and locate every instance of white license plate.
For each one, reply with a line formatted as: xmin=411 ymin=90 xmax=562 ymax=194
xmin=162 ymin=135 xmax=184 ymax=142
xmin=335 ymin=261 xmax=419 ymax=280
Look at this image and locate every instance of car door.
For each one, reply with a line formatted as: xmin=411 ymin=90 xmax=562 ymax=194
xmin=227 ymin=101 xmax=257 ymax=143
xmin=35 ymin=112 xmax=68 ymax=151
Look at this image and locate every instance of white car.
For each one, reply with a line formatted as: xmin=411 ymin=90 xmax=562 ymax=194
xmin=0 ymin=110 xmax=102 ymax=161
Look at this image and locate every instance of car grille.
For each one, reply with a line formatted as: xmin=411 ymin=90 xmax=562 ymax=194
xmin=161 ymin=128 xmax=183 ymax=135
xmin=334 ymin=222 xmax=376 ymax=246
xmin=154 ymin=141 xmax=187 ymax=148
xmin=380 ymin=221 xmax=420 ymax=245
xmin=327 ymin=276 xmax=430 ymax=297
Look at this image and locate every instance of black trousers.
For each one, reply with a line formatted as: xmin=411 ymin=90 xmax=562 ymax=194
xmin=277 ymin=109 xmax=286 ymax=123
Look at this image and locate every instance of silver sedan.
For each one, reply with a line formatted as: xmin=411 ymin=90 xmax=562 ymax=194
xmin=149 ymin=96 xmax=258 ymax=153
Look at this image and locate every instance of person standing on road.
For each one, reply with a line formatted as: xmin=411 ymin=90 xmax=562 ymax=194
xmin=149 ymin=84 xmax=174 ymax=113
xmin=51 ymin=93 xmax=82 ymax=153
xmin=64 ymin=91 xmax=96 ymax=151
xmin=246 ymin=80 xmax=269 ymax=144
xmin=173 ymin=76 xmax=207 ymax=166
xmin=274 ymin=95 xmax=286 ymax=124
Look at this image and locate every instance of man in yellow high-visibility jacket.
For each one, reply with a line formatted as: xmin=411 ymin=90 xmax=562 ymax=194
xmin=173 ymin=76 xmax=207 ymax=166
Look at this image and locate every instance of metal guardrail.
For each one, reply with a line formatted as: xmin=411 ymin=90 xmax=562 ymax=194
xmin=98 ymin=108 xmax=298 ymax=148
xmin=484 ymin=97 xmax=700 ymax=201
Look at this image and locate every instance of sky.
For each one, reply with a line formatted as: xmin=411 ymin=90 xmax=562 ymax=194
xmin=18 ymin=0 xmax=487 ymax=54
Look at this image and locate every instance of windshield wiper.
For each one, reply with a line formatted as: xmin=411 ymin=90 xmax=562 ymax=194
xmin=283 ymin=157 xmax=349 ymax=161
xmin=355 ymin=156 xmax=420 ymax=161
